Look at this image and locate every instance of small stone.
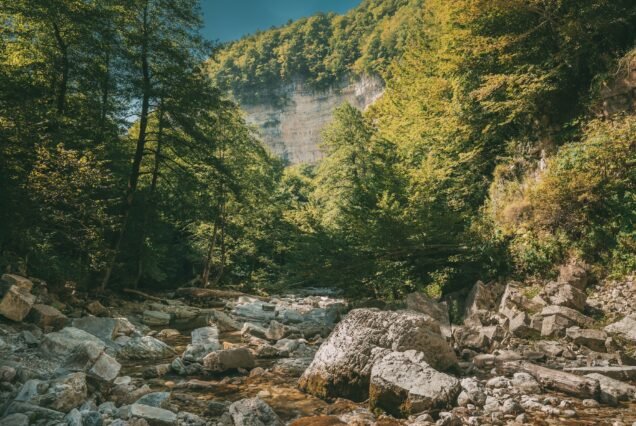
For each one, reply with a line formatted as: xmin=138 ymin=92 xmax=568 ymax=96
xmin=202 ymin=347 xmax=255 ymax=372
xmin=228 ymin=398 xmax=282 ymax=426
xmin=582 ymin=399 xmax=600 ymax=408
xmin=128 ymin=403 xmax=177 ymax=426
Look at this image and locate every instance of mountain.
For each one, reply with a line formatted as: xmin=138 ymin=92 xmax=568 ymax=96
xmin=208 ymin=0 xmax=423 ymax=163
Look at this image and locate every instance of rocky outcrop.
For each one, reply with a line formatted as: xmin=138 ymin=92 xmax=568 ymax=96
xmin=243 ymin=75 xmax=383 ymax=164
xmin=298 ymin=308 xmax=457 ymax=401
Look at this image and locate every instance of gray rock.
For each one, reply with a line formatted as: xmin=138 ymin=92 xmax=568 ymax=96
xmin=15 ymin=372 xmax=87 ymax=412
xmin=82 ymin=411 xmax=103 ymax=426
xmin=369 ymin=350 xmax=461 ymax=418
xmin=566 ymin=327 xmax=607 ymax=352
xmin=228 ymin=398 xmax=282 ymax=426
xmin=177 ymin=411 xmax=206 ymax=426
xmin=406 ymin=292 xmax=452 ymax=339
xmin=0 ymin=285 xmax=35 ymax=321
xmin=265 ymin=320 xmax=299 ymax=340
xmin=604 ymin=314 xmax=636 ymax=343
xmin=564 ymin=366 xmax=636 ymax=381
xmin=459 ymin=378 xmax=487 ymax=406
xmin=182 ymin=327 xmax=220 ymax=362
xmin=129 ymin=403 xmax=177 ymax=426
xmin=118 ymin=336 xmax=175 ymax=360
xmin=241 ymin=322 xmax=268 ymax=340
xmin=0 ymin=413 xmax=30 ymax=426
xmin=585 ymin=373 xmax=636 ymax=405
xmin=509 ymin=312 xmax=539 ymax=338
xmin=71 ymin=317 xmax=123 ymax=342
xmin=299 ymin=309 xmax=457 ymax=401
xmin=142 ymin=310 xmax=172 ymax=326
xmin=202 ymin=347 xmax=255 ymax=372
xmin=463 ymin=281 xmax=504 ymax=322
xmin=232 ymin=302 xmax=276 ymax=322
xmin=210 ymin=310 xmax=242 ymax=331
xmin=3 ymin=401 xmax=64 ymax=422
xmin=544 ymin=282 xmax=586 ymax=311
xmin=135 ymin=392 xmax=171 ymax=407
xmin=558 ymin=262 xmax=589 ymax=291
xmin=511 ymin=372 xmax=541 ymax=394
xmin=63 ymin=341 xmax=121 ymax=382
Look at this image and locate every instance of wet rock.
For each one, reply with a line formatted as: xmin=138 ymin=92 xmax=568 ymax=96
xmin=41 ymin=326 xmax=106 ymax=356
xmin=566 ymin=327 xmax=608 ymax=352
xmin=128 ymin=403 xmax=177 ymax=426
xmin=63 ymin=341 xmax=121 ymax=382
xmin=369 ymin=350 xmax=460 ymax=418
xmin=26 ymin=304 xmax=67 ymax=331
xmin=202 ymin=347 xmax=255 ymax=372
xmin=118 ymin=336 xmax=175 ymax=360
xmin=228 ymin=397 xmax=283 ymax=426
xmin=143 ymin=363 xmax=171 ymax=379
xmin=406 ymin=292 xmax=452 ymax=339
xmin=3 ymin=401 xmax=65 ymax=422
xmin=182 ymin=327 xmax=220 ymax=362
xmin=604 ymin=314 xmax=636 ymax=343
xmin=299 ymin=309 xmax=457 ymax=401
xmin=15 ymin=372 xmax=87 ymax=412
xmin=0 ymin=285 xmax=35 ymax=321
xmin=143 ymin=310 xmax=172 ymax=327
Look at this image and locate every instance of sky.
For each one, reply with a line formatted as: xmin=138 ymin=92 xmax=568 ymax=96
xmin=201 ymin=0 xmax=361 ymax=43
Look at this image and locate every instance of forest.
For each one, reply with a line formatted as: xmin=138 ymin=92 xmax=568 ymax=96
xmin=1 ymin=0 xmax=635 ymax=300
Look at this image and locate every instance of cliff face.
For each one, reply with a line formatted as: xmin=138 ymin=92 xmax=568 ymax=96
xmin=242 ymin=75 xmax=384 ymax=164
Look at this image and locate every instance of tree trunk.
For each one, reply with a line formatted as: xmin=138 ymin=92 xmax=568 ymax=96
xmin=101 ymin=1 xmax=151 ymax=290
xmin=52 ymin=22 xmax=69 ymax=116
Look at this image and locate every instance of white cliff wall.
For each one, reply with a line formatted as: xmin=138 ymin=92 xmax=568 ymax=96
xmin=242 ymin=75 xmax=384 ymax=164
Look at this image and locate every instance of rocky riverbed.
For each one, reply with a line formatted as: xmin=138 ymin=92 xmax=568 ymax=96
xmin=0 ymin=265 xmax=635 ymax=425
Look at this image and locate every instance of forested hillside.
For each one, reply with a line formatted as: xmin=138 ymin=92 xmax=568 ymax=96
xmin=1 ymin=0 xmax=635 ymax=300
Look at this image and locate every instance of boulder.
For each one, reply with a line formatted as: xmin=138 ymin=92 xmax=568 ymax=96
xmin=463 ymin=281 xmax=504 ymax=322
xmin=128 ymin=404 xmax=177 ymax=426
xmin=202 ymin=347 xmax=255 ymax=372
xmin=544 ymin=282 xmax=586 ymax=311
xmin=0 ymin=414 xmax=30 ymax=426
xmin=232 ymin=302 xmax=277 ymax=322
xmin=182 ymin=326 xmax=221 ymax=362
xmin=405 ymin=292 xmax=451 ymax=339
xmin=27 ymin=304 xmax=67 ymax=331
xmin=509 ymin=312 xmax=539 ymax=338
xmin=71 ymin=317 xmax=122 ymax=342
xmin=558 ymin=262 xmax=589 ymax=291
xmin=228 ymin=397 xmax=283 ymax=426
xmin=604 ymin=314 xmax=636 ymax=343
xmin=63 ymin=341 xmax=121 ymax=382
xmin=15 ymin=372 xmax=87 ymax=412
xmin=142 ymin=310 xmax=172 ymax=326
xmin=537 ymin=305 xmax=594 ymax=337
xmin=1 ymin=274 xmax=33 ymax=291
xmin=585 ymin=373 xmax=636 ymax=405
xmin=41 ymin=327 xmax=106 ymax=356
xmin=0 ymin=285 xmax=35 ymax=321
xmin=369 ymin=350 xmax=461 ymax=418
xmin=566 ymin=327 xmax=607 ymax=352
xmin=266 ymin=320 xmax=299 ymax=340
xmin=85 ymin=300 xmax=109 ymax=317
xmin=298 ymin=309 xmax=457 ymax=401
xmin=241 ymin=322 xmax=269 ymax=340
xmin=118 ymin=336 xmax=175 ymax=360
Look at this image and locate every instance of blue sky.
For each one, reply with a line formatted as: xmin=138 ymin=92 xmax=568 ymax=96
xmin=201 ymin=0 xmax=361 ymax=43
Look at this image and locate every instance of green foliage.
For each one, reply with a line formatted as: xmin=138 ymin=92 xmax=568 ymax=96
xmin=209 ymin=0 xmax=423 ymax=104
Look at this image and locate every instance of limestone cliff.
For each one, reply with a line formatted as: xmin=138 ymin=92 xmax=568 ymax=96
xmin=242 ymin=75 xmax=384 ymax=164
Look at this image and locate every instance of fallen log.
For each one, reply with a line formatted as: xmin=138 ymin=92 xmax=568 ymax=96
xmin=122 ymin=288 xmax=167 ymax=303
xmin=175 ymin=287 xmax=270 ymax=302
xmin=497 ymin=361 xmax=600 ymax=400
